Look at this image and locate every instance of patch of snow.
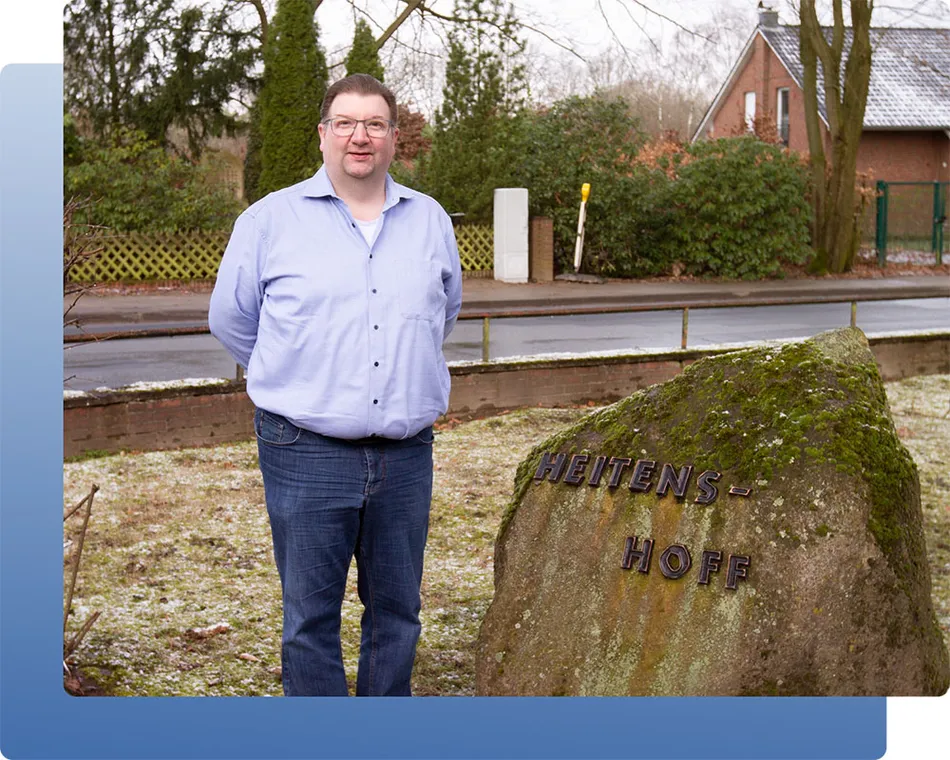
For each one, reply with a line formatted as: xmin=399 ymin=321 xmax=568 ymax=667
xmin=108 ymin=377 xmax=231 ymax=392
xmin=64 ymin=377 xmax=231 ymax=397
xmin=857 ymin=249 xmax=943 ymax=266
xmin=864 ymin=328 xmax=950 ymax=340
xmin=447 ymin=342 xmax=767 ymax=368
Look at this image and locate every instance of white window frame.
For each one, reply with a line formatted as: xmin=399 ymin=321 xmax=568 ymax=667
xmin=777 ymin=87 xmax=790 ymax=145
xmin=744 ymin=91 xmax=756 ymax=131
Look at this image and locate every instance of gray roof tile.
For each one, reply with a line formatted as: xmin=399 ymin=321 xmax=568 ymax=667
xmin=761 ymin=26 xmax=950 ymax=129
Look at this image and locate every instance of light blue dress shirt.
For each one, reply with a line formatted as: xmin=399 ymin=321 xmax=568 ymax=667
xmin=209 ymin=167 xmax=463 ymax=440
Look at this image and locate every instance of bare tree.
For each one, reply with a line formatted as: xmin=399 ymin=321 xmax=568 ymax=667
xmin=523 ymin=3 xmax=752 ymax=138
xmin=800 ymin=0 xmax=874 ymax=272
xmin=333 ymin=0 xmax=730 ymax=111
xmin=63 ymin=197 xmax=106 ymax=338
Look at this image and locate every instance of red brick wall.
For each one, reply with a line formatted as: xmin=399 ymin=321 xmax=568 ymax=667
xmin=65 ymin=383 xmax=255 ymax=457
xmin=857 ymin=131 xmax=950 ymax=183
xmin=869 ymin=333 xmax=950 ymax=380
xmin=706 ymin=36 xmax=809 ymax=154
xmin=63 ymin=334 xmax=950 ymax=459
xmin=447 ymin=356 xmax=691 ymax=417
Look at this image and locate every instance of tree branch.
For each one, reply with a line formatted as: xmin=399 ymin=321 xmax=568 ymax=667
xmin=624 ymin=0 xmax=714 ymax=43
xmin=610 ymin=0 xmax=660 ymax=55
xmin=382 ymin=0 xmax=586 ymax=63
xmin=241 ymin=0 xmax=268 ymax=46
xmin=376 ymin=0 xmax=425 ymax=50
xmin=63 ymin=484 xmax=99 ymax=632
xmin=64 ymin=611 xmax=101 ymax=658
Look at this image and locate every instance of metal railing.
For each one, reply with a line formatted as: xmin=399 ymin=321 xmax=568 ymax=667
xmin=463 ymin=294 xmax=883 ymax=362
xmin=64 ymin=292 xmax=941 ymax=377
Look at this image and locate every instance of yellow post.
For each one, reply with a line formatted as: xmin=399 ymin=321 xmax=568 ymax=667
xmin=573 ymin=183 xmax=591 ymax=272
xmin=482 ymin=317 xmax=490 ymax=362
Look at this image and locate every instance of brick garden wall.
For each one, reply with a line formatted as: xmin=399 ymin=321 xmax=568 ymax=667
xmin=447 ymin=355 xmax=691 ymax=416
xmin=65 ymin=383 xmax=256 ymax=457
xmin=64 ymin=333 xmax=950 ymax=458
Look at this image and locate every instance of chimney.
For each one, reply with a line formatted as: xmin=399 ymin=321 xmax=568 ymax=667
xmin=758 ymin=4 xmax=780 ymax=30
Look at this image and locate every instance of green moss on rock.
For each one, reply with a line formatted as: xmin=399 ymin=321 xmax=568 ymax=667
xmin=501 ymin=330 xmax=917 ymax=570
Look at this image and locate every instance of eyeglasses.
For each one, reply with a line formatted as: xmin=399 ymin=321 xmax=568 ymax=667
xmin=322 ymin=117 xmax=394 ymax=138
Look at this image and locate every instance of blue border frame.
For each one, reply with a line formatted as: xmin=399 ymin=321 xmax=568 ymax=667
xmin=0 ymin=63 xmax=886 ymax=760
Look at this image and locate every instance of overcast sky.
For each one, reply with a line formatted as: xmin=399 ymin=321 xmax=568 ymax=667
xmin=316 ymin=0 xmax=753 ymax=61
xmin=310 ymin=0 xmax=948 ymax=111
xmin=315 ymin=0 xmax=950 ymax=58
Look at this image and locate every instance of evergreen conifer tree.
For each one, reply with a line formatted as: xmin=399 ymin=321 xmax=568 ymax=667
xmin=243 ymin=100 xmax=264 ymax=203
xmin=419 ymin=0 xmax=527 ymax=221
xmin=257 ymin=0 xmax=328 ymax=197
xmin=345 ymin=19 xmax=385 ymax=81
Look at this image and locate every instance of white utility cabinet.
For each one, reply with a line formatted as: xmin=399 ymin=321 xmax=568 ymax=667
xmin=493 ymin=188 xmax=529 ymax=283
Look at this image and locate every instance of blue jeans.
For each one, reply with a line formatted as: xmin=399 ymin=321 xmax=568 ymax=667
xmin=255 ymin=408 xmax=434 ymax=696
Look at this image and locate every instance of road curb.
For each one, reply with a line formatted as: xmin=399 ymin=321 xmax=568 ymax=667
xmin=66 ymin=280 xmax=949 ymax=325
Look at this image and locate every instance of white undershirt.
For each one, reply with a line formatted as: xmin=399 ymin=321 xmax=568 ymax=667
xmin=355 ymin=216 xmax=382 ymax=246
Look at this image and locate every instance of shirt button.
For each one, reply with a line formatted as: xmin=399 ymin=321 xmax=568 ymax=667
xmin=374 ymin=325 xmax=379 ymax=330
xmin=351 ymin=223 xmax=356 ymax=227
xmin=373 ymin=399 xmax=379 ymax=405
xmin=369 ymin=254 xmax=373 ymax=259
xmin=374 ymin=361 xmax=379 ymax=367
xmin=372 ymin=289 xmax=377 ymax=294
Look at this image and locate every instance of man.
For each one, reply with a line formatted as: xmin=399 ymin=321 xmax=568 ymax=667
xmin=209 ymin=74 xmax=463 ymax=696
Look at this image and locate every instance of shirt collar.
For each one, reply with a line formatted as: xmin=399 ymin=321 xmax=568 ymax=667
xmin=301 ymin=166 xmax=414 ymax=212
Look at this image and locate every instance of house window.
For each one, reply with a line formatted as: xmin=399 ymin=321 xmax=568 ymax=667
xmin=777 ymin=88 xmax=790 ymax=146
xmin=744 ymin=92 xmax=756 ymax=131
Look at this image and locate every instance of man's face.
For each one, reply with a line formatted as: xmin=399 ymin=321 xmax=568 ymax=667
xmin=318 ymin=92 xmax=398 ymax=183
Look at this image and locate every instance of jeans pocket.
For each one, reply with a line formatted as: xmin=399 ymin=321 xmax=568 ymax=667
xmin=255 ymin=408 xmax=302 ymax=446
xmin=413 ymin=426 xmax=435 ymax=445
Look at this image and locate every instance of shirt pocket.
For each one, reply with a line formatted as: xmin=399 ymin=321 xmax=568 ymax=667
xmin=397 ymin=259 xmax=446 ymax=321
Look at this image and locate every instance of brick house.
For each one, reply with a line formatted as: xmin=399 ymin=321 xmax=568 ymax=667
xmin=692 ymin=7 xmax=950 ymax=184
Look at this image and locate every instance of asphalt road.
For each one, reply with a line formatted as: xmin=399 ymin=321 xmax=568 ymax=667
xmin=63 ymin=298 xmax=949 ymax=391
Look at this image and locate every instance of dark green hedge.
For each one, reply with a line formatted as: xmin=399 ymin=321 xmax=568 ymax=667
xmin=424 ymin=94 xmax=816 ymax=280
xmin=517 ymin=102 xmax=813 ymax=280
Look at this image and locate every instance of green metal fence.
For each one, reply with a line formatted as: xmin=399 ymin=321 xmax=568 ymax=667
xmin=872 ymin=181 xmax=947 ymax=265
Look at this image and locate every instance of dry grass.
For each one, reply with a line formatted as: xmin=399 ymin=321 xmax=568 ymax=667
xmin=63 ymin=376 xmax=950 ymax=696
xmin=885 ymin=375 xmax=950 ymax=652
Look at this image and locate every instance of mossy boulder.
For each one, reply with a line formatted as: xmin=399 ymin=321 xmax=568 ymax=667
xmin=475 ymin=328 xmax=950 ymax=696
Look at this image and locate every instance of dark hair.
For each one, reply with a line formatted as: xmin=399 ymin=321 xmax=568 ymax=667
xmin=320 ymin=74 xmax=398 ymax=126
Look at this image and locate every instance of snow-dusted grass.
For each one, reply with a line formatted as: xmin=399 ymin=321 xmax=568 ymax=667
xmin=885 ymin=375 xmax=950 ymax=651
xmin=63 ymin=406 xmax=587 ymax=696
xmin=63 ymin=376 xmax=950 ymax=696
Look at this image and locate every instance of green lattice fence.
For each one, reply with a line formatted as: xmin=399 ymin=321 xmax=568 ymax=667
xmin=69 ymin=225 xmax=495 ymax=282
xmin=68 ymin=231 xmax=231 ymax=282
xmin=455 ymin=223 xmax=493 ymax=277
